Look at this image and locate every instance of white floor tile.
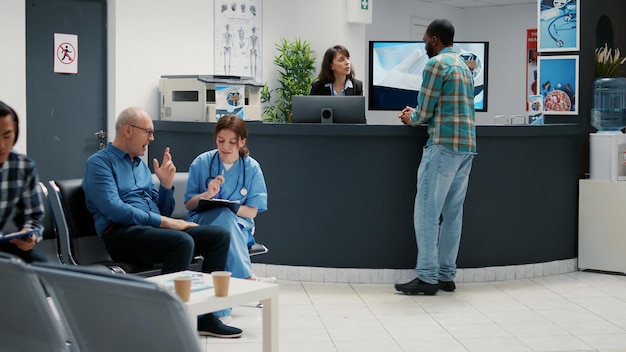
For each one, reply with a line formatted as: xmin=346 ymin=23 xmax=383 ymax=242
xmin=192 ymin=270 xmax=626 ymax=352
xmin=458 ymin=337 xmax=532 ymax=352
xmin=444 ymin=323 xmax=511 ymax=339
xmin=517 ymin=335 xmax=594 ymax=351
xmin=578 ymin=333 xmax=626 ymax=351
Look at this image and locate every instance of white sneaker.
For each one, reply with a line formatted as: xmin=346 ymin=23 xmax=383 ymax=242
xmin=250 ymin=274 xmax=277 ymax=284
xmin=218 ymin=315 xmax=232 ymax=325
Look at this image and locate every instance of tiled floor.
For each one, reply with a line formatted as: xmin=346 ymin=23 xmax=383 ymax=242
xmin=202 ymin=270 xmax=626 ymax=352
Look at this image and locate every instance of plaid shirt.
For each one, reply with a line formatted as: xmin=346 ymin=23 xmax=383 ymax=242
xmin=410 ymin=46 xmax=476 ymax=153
xmin=0 ymin=151 xmax=44 ymax=240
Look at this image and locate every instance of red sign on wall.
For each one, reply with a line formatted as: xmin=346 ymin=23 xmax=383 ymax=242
xmin=526 ymin=29 xmax=538 ymax=110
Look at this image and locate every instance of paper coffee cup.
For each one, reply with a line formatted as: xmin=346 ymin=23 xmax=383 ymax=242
xmin=174 ymin=276 xmax=192 ymax=302
xmin=212 ymin=271 xmax=232 ymax=297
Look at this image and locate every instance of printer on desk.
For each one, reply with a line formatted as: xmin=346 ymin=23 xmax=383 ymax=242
xmin=159 ymin=75 xmax=263 ymax=122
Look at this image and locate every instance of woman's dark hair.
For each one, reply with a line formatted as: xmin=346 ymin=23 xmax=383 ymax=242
xmin=426 ymin=19 xmax=455 ymax=47
xmin=317 ymin=45 xmax=355 ymax=84
xmin=0 ymin=100 xmax=19 ymax=145
xmin=213 ymin=115 xmax=249 ymax=157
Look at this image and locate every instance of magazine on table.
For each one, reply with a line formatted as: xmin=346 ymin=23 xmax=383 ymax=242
xmin=161 ymin=271 xmax=213 ymax=293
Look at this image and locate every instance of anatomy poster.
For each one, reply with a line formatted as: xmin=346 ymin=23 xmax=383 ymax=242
xmin=537 ymin=0 xmax=579 ymax=52
xmin=537 ymin=55 xmax=578 ymax=115
xmin=214 ymin=0 xmax=263 ymax=82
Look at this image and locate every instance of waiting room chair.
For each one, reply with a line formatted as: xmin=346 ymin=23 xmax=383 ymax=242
xmin=36 ymin=182 xmax=65 ymax=264
xmin=0 ymin=182 xmax=63 ymax=264
xmin=0 ymin=253 xmax=76 ymax=352
xmin=47 ymin=179 xmax=202 ymax=277
xmin=32 ymin=263 xmax=202 ymax=352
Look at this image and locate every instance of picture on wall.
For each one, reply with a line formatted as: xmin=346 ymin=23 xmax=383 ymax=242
xmin=214 ymin=0 xmax=263 ymax=82
xmin=537 ymin=55 xmax=579 ymax=115
xmin=537 ymin=0 xmax=579 ymax=52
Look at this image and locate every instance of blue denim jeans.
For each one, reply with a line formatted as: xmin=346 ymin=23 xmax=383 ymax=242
xmin=414 ymin=145 xmax=474 ymax=284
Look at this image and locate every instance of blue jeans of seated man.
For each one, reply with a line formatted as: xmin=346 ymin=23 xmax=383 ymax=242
xmin=103 ymin=224 xmax=230 ymax=274
xmin=414 ymin=144 xmax=475 ymax=284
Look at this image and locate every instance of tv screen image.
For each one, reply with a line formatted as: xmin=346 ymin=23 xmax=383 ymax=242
xmin=369 ymin=41 xmax=489 ymax=111
xmin=291 ymin=96 xmax=366 ymax=124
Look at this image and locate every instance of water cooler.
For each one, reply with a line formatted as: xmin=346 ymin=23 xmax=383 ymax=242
xmin=579 ymin=77 xmax=626 ymax=274
xmin=588 ymin=78 xmax=626 ymax=181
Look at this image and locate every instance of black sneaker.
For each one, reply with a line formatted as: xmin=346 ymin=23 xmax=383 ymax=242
xmin=438 ymin=280 xmax=456 ymax=292
xmin=394 ymin=278 xmax=438 ymax=295
xmin=197 ymin=313 xmax=243 ymax=338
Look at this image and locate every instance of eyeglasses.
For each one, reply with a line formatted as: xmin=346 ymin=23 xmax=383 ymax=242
xmin=128 ymin=124 xmax=154 ymax=138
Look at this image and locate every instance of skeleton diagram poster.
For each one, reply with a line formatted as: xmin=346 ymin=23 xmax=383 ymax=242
xmin=214 ymin=0 xmax=263 ymax=82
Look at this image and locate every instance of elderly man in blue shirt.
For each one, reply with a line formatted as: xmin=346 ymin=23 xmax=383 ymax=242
xmin=82 ymin=106 xmax=242 ymax=338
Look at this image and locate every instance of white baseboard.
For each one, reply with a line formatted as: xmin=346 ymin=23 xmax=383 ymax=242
xmin=251 ymin=258 xmax=578 ymax=284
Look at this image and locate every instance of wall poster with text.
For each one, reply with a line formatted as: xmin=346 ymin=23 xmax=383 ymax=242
xmin=214 ymin=0 xmax=263 ymax=82
xmin=537 ymin=55 xmax=579 ymax=115
xmin=537 ymin=0 xmax=579 ymax=52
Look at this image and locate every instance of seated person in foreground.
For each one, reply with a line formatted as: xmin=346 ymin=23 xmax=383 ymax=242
xmin=0 ymin=101 xmax=46 ymax=263
xmin=82 ymin=106 xmax=242 ymax=338
xmin=309 ymin=44 xmax=363 ymax=96
xmin=185 ymin=115 xmax=270 ymax=282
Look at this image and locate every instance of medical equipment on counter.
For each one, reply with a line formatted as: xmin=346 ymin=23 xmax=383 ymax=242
xmin=159 ymin=75 xmax=262 ymax=122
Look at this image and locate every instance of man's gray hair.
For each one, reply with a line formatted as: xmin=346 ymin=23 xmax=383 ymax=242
xmin=115 ymin=107 xmax=146 ymax=134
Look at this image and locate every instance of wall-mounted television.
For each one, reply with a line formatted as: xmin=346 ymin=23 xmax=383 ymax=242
xmin=368 ymin=41 xmax=489 ymax=112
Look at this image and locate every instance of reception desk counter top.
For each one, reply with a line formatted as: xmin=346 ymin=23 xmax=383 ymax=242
xmin=150 ymin=121 xmax=581 ymax=269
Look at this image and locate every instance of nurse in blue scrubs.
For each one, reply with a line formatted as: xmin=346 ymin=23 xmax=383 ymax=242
xmin=184 ymin=115 xmax=272 ymax=286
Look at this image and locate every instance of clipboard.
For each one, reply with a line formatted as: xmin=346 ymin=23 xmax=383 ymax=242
xmin=196 ymin=198 xmax=240 ymax=213
xmin=0 ymin=230 xmax=36 ymax=241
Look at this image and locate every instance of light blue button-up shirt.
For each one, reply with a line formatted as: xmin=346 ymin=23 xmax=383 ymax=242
xmin=82 ymin=143 xmax=175 ymax=236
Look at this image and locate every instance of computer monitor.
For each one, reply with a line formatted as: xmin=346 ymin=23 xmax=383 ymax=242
xmin=291 ymin=96 xmax=366 ymax=124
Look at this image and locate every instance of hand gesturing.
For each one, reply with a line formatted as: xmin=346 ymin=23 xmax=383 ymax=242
xmin=153 ymin=147 xmax=176 ymax=189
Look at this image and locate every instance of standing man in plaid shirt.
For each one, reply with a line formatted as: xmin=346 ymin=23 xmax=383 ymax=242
xmin=396 ymin=19 xmax=476 ymax=295
xmin=0 ymin=101 xmax=46 ymax=262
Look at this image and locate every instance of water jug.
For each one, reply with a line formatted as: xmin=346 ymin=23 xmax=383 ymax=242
xmin=591 ymin=77 xmax=626 ymax=131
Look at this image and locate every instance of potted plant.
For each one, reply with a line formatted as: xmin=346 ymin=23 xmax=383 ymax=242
xmin=595 ymin=43 xmax=626 ymax=78
xmin=261 ymin=38 xmax=316 ymax=123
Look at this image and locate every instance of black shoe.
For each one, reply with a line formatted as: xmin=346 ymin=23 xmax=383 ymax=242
xmin=438 ymin=280 xmax=456 ymax=292
xmin=197 ymin=313 xmax=243 ymax=338
xmin=395 ymin=278 xmax=438 ymax=295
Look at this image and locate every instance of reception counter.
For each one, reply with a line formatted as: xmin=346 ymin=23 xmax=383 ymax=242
xmin=149 ymin=121 xmax=582 ymax=270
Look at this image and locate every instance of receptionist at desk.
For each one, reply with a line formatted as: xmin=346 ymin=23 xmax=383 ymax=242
xmin=309 ymin=45 xmax=363 ymax=96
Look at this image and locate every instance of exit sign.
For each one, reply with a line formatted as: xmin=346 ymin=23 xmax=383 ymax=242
xmin=361 ymin=0 xmax=368 ymax=10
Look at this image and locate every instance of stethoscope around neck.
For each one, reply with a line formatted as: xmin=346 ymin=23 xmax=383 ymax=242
xmin=206 ymin=152 xmax=248 ymax=197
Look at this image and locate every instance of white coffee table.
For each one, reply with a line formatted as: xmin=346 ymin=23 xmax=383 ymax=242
xmin=148 ymin=272 xmax=279 ymax=352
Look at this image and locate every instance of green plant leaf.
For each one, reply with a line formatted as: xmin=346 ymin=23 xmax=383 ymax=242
xmin=261 ymin=37 xmax=317 ymax=122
